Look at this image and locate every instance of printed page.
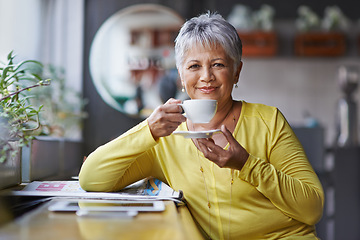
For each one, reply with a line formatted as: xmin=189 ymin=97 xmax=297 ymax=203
xmin=14 ymin=178 xmax=183 ymax=202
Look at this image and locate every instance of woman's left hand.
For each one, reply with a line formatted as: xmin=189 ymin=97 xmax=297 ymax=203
xmin=196 ymin=125 xmax=249 ymax=171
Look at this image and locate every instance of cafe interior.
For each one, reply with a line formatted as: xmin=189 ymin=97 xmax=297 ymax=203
xmin=0 ymin=0 xmax=360 ymax=239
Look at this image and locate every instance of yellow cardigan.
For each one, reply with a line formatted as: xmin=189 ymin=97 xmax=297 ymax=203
xmin=79 ymin=101 xmax=324 ymax=240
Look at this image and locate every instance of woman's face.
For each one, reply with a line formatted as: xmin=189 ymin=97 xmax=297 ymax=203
xmin=179 ymin=44 xmax=242 ymax=107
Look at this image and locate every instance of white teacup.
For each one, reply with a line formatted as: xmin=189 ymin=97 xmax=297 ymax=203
xmin=179 ymin=99 xmax=217 ymax=123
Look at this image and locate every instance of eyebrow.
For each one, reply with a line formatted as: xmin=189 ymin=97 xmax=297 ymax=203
xmin=211 ymin=58 xmax=225 ymax=62
xmin=186 ymin=58 xmax=225 ymax=63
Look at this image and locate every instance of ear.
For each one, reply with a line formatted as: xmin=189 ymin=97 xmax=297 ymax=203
xmin=234 ymin=61 xmax=243 ymax=84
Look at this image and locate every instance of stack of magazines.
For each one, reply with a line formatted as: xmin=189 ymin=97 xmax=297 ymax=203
xmin=11 ymin=178 xmax=183 ymax=203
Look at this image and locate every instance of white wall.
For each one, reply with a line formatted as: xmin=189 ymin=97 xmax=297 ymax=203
xmin=0 ymin=0 xmax=42 ymax=60
xmin=233 ymin=57 xmax=360 ymax=146
xmin=0 ymin=0 xmax=84 ymax=93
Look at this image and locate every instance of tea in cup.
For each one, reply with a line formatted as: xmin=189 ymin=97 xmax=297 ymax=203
xmin=179 ymin=99 xmax=217 ymax=123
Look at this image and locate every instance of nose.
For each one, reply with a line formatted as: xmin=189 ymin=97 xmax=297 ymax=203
xmin=200 ymin=67 xmax=214 ymax=82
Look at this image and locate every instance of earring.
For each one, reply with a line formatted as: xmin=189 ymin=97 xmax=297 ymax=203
xmin=235 ymin=83 xmax=238 ymax=88
xmin=181 ymin=86 xmax=185 ymax=92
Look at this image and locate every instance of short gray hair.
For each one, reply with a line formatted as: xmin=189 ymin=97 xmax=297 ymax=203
xmin=175 ymin=12 xmax=242 ymax=70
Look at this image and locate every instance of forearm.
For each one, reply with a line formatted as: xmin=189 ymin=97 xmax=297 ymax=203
xmin=79 ymin=121 xmax=157 ymax=192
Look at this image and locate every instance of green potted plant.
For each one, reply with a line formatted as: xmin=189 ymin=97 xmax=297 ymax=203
xmin=294 ymin=5 xmax=349 ymax=56
xmin=0 ymin=51 xmax=50 ymax=189
xmin=228 ymin=4 xmax=278 ymax=57
xmin=24 ymin=64 xmax=87 ymax=180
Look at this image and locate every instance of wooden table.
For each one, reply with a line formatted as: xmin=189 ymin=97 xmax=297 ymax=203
xmin=0 ymin=198 xmax=204 ymax=240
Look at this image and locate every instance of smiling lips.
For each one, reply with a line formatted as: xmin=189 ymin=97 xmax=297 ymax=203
xmin=198 ymin=86 xmax=217 ymax=94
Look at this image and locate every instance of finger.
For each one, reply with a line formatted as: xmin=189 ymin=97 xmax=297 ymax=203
xmin=197 ymin=138 xmax=217 ymax=150
xmin=155 ymin=103 xmax=184 ymax=120
xmin=200 ymin=137 xmax=227 ymax=153
xmin=197 ymin=138 xmax=226 ymax=158
xmin=221 ymin=125 xmax=237 ymax=145
xmin=220 ymin=125 xmax=249 ymax=168
xmin=165 ymin=98 xmax=182 ymax=104
xmin=163 ymin=100 xmax=183 ymax=114
xmin=166 ymin=104 xmax=183 ymax=114
xmin=165 ymin=98 xmax=182 ymax=110
xmin=207 ymin=138 xmax=215 ymax=144
xmin=148 ymin=103 xmax=185 ymax=139
xmin=197 ymin=140 xmax=219 ymax=161
xmin=167 ymin=113 xmax=186 ymax=124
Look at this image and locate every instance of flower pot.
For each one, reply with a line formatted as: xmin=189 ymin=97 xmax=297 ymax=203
xmin=21 ymin=136 xmax=61 ymax=182
xmin=21 ymin=137 xmax=84 ymax=182
xmin=294 ymin=32 xmax=346 ymax=57
xmin=237 ymin=31 xmax=278 ymax=57
xmin=0 ymin=141 xmax=21 ymax=190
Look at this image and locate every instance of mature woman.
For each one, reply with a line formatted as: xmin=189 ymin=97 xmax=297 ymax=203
xmin=79 ymin=12 xmax=324 ymax=240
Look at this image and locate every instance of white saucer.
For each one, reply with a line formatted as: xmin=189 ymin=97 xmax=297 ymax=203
xmin=173 ymin=129 xmax=221 ymax=138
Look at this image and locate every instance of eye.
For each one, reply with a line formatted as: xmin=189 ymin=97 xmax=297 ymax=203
xmin=188 ymin=64 xmax=200 ymax=70
xmin=213 ymin=63 xmax=225 ymax=68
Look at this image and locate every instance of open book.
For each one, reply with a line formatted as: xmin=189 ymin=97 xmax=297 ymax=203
xmin=12 ymin=178 xmax=183 ymax=203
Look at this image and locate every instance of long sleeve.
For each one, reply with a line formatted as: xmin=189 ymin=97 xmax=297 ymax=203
xmin=238 ymin=108 xmax=324 ymax=226
xmin=79 ymin=120 xmax=158 ymax=192
xmin=78 ymin=101 xmax=324 ymax=239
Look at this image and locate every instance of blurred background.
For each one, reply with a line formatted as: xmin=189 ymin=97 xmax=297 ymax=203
xmin=1 ymin=0 xmax=360 ymax=239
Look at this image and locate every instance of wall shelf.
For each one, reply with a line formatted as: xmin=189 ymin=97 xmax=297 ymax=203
xmin=237 ymin=20 xmax=360 ymax=58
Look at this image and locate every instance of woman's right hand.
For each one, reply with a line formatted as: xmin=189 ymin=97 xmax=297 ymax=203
xmin=147 ymin=98 xmax=186 ymax=140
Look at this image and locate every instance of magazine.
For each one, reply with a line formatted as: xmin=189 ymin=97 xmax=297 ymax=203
xmin=12 ymin=178 xmax=183 ymax=203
